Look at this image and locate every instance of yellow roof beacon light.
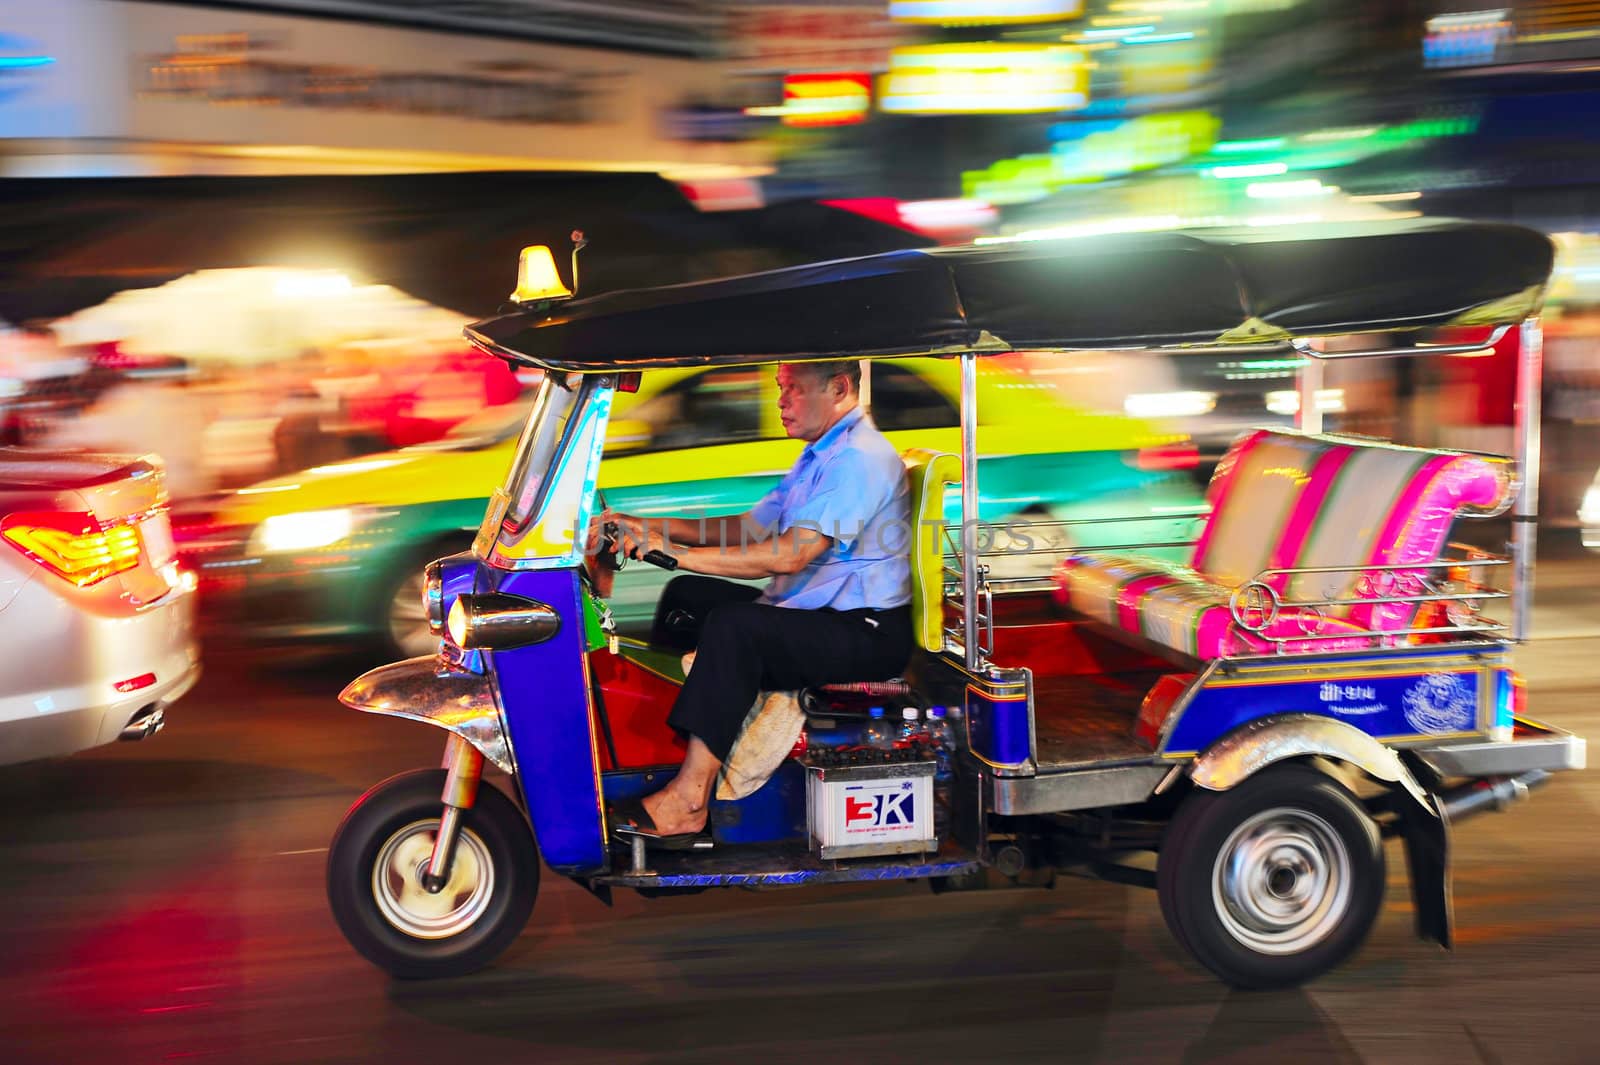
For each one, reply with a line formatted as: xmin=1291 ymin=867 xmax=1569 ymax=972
xmin=510 ymin=244 xmax=574 ymax=304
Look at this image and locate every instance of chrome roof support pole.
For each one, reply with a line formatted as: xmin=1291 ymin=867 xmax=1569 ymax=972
xmin=1512 ymin=317 xmax=1543 ymax=643
xmin=961 ymin=352 xmax=981 ymax=671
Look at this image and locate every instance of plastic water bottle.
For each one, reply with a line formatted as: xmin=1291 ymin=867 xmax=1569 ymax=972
xmin=927 ymin=705 xmax=956 ymax=754
xmin=863 ymin=706 xmax=895 ymax=751
xmin=943 ymin=703 xmax=965 ymax=750
xmin=926 ymin=706 xmax=956 ymax=838
xmin=897 ymin=706 xmax=922 ymax=748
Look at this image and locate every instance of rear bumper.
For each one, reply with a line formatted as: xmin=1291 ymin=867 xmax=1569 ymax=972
xmin=0 ymin=582 xmax=200 ymax=765
xmin=0 ymin=659 xmax=201 ymax=765
xmin=1408 ymin=718 xmax=1586 ymax=779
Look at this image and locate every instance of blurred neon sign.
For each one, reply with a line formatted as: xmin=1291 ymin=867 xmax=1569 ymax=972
xmin=879 ymin=44 xmax=1088 ymax=114
xmin=963 ymin=110 xmax=1217 ymax=202
xmin=142 ymin=32 xmax=607 ymax=125
xmin=727 ymin=4 xmax=903 ymax=74
xmin=1423 ymin=10 xmax=1511 ymax=68
xmin=889 ymin=0 xmax=1084 ymax=24
xmin=779 ymin=72 xmax=871 ymax=126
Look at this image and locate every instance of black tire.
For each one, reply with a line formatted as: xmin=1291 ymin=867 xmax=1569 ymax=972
xmin=375 ymin=539 xmax=471 ymax=662
xmin=1157 ymin=763 xmax=1385 ymax=990
xmin=327 ymin=769 xmax=539 ymax=979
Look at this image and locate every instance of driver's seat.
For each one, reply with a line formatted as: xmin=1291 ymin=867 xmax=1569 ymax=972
xmin=903 ymin=448 xmax=960 ymax=654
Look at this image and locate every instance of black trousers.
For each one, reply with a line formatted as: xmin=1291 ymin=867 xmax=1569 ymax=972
xmin=658 ymin=575 xmax=914 ymax=762
xmin=650 ymin=574 xmax=762 ymax=652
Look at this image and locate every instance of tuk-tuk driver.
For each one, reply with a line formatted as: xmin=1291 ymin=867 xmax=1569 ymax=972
xmin=604 ymin=359 xmax=913 ymax=843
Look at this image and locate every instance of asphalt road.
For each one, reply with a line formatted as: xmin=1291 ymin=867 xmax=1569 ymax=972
xmin=3 ymin=556 xmax=1599 ymax=1065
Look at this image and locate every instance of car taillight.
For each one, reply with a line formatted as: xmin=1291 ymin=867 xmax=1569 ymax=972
xmin=1132 ymin=440 xmax=1200 ymax=471
xmin=1 ymin=510 xmax=144 ymax=587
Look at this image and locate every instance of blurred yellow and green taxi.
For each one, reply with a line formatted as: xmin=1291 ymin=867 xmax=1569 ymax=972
xmin=182 ymin=356 xmax=1205 ymax=658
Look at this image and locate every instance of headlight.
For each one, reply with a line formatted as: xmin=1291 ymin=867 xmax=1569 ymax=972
xmin=446 ymin=592 xmax=560 ymax=650
xmin=249 ymin=509 xmax=355 ymax=553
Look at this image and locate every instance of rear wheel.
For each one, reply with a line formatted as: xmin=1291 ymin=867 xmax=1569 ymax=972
xmin=1157 ymin=764 xmax=1384 ymax=989
xmin=327 ymin=769 xmax=539 ymax=979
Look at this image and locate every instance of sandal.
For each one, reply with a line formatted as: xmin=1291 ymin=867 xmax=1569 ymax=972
xmin=609 ymin=797 xmax=710 ymax=852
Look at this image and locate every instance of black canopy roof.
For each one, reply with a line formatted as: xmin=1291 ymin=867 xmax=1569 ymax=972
xmin=465 ymin=220 xmax=1555 ymax=372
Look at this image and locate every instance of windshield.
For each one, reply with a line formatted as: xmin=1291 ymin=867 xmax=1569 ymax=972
xmin=475 ymin=373 xmax=611 ymax=569
xmin=503 ymin=376 xmax=583 ymax=529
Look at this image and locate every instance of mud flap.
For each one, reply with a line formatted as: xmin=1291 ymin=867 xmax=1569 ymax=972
xmin=577 ymin=878 xmax=614 ymax=907
xmin=1398 ymin=794 xmax=1454 ymax=949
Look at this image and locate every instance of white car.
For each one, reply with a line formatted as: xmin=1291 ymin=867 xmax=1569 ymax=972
xmin=0 ymin=449 xmax=199 ymax=764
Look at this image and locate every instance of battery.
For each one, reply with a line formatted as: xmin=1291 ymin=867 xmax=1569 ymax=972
xmin=805 ymin=760 xmax=936 ymax=860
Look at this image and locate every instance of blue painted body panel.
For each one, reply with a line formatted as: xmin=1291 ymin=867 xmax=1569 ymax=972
xmin=965 ymin=682 xmax=1032 ymax=770
xmin=602 ymin=762 xmax=808 ymax=845
xmin=490 ymin=565 xmax=607 ymax=875
xmin=1161 ymin=645 xmax=1506 ymax=757
xmin=710 ymin=761 xmax=807 ymax=844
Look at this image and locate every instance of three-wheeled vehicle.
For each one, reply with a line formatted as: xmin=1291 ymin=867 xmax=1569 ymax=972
xmin=326 ymin=221 xmax=1585 ymax=988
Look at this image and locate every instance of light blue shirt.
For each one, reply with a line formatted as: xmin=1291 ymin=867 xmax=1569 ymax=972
xmin=749 ymin=405 xmax=911 ymax=611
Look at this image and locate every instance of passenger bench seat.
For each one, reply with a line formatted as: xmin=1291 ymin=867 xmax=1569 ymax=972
xmin=1053 ymin=429 xmax=1512 ymax=659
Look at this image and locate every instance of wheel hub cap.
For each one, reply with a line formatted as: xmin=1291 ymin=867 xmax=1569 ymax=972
xmin=1213 ymin=807 xmax=1351 ymax=955
xmin=372 ymin=819 xmax=494 ymax=940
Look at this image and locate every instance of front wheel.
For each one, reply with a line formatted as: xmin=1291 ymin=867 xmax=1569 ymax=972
xmin=1157 ymin=763 xmax=1385 ymax=990
xmin=327 ymin=769 xmax=539 ymax=979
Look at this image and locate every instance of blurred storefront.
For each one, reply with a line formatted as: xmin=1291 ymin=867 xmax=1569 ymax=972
xmin=0 ymin=0 xmax=767 ymax=180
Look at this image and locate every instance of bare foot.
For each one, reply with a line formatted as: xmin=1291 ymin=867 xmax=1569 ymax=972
xmin=639 ymin=786 xmax=708 ymax=836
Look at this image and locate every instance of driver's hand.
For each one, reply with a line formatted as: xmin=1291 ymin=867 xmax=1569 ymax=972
xmin=586 ymin=508 xmax=625 ymax=554
xmin=617 ymin=517 xmax=669 ymax=562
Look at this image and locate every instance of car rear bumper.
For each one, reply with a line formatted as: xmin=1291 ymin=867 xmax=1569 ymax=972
xmin=0 ymin=583 xmax=201 ymax=765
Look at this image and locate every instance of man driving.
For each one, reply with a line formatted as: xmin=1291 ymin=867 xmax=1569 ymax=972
xmin=604 ymin=359 xmax=912 ymax=844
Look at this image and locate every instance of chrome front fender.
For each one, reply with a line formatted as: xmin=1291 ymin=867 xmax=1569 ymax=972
xmin=1188 ymin=712 xmax=1430 ymax=808
xmin=339 ymin=656 xmax=515 ymax=776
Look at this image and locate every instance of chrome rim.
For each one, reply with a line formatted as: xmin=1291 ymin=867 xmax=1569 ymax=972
xmin=1212 ymin=807 xmax=1351 ymax=956
xmin=388 ymin=571 xmax=437 ymax=659
xmin=371 ymin=819 xmax=495 ymax=940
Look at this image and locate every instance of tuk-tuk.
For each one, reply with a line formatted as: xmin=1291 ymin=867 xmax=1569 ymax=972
xmin=326 ymin=221 xmax=1586 ymax=989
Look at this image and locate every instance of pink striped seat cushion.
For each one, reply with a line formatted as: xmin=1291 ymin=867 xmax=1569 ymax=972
xmin=1051 ymin=553 xmax=1373 ymax=659
xmin=1055 ymin=430 xmax=1513 ymax=659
